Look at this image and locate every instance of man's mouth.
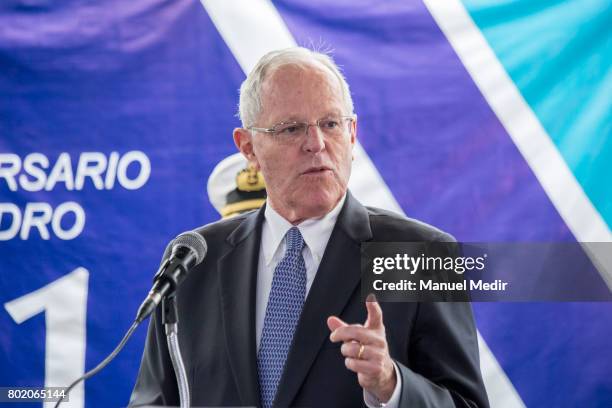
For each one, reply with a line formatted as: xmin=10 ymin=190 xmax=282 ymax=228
xmin=301 ymin=166 xmax=333 ymax=175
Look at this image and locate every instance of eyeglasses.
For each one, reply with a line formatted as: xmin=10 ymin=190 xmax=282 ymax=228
xmin=247 ymin=115 xmax=356 ymax=138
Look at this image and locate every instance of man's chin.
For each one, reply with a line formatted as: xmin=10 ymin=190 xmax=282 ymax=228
xmin=292 ymin=189 xmax=343 ymax=217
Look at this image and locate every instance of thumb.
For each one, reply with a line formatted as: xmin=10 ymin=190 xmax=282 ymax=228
xmin=327 ymin=315 xmax=348 ymax=333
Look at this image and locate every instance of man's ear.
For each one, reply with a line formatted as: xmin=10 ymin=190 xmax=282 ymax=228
xmin=233 ymin=127 xmax=260 ymax=170
xmin=350 ymin=117 xmax=357 ymax=146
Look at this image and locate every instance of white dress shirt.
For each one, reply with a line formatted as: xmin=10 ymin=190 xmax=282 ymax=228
xmin=255 ymin=195 xmax=401 ymax=407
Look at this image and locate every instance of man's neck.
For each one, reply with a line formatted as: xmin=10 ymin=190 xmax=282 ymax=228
xmin=266 ymin=193 xmax=346 ymax=225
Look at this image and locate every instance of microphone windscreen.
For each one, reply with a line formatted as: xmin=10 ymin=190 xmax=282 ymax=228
xmin=171 ymin=231 xmax=208 ymax=264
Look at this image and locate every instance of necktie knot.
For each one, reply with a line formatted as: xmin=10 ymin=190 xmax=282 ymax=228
xmin=285 ymin=227 xmax=305 ymax=254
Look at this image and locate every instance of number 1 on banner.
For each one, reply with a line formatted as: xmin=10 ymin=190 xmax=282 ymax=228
xmin=4 ymin=268 xmax=89 ymax=408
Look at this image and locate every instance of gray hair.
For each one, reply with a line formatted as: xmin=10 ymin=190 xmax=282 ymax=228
xmin=238 ymin=47 xmax=354 ymax=127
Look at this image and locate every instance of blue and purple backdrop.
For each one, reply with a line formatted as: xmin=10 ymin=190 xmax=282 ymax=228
xmin=1 ymin=0 xmax=610 ymax=407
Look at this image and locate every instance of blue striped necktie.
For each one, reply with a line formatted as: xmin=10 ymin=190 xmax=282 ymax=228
xmin=257 ymin=226 xmax=307 ymax=408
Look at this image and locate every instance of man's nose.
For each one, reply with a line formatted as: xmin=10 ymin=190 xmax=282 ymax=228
xmin=302 ymin=124 xmax=325 ymax=153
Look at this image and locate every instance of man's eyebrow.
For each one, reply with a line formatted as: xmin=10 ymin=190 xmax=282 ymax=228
xmin=320 ymin=109 xmax=344 ymax=117
xmin=273 ymin=111 xmax=344 ymax=123
xmin=275 ymin=116 xmax=303 ymax=123
xmin=322 ymin=112 xmax=343 ymax=119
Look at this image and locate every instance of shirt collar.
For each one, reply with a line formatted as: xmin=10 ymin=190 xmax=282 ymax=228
xmin=263 ymin=193 xmax=347 ymax=265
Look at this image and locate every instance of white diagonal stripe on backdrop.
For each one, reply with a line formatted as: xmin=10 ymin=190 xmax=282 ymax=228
xmin=199 ymin=0 xmax=524 ymax=406
xmin=423 ymin=0 xmax=612 ymax=291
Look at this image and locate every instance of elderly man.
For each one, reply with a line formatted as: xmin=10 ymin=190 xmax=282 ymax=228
xmin=130 ymin=47 xmax=489 ymax=407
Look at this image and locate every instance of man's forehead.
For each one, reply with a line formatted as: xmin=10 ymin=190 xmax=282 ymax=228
xmin=259 ymin=63 xmax=344 ymax=121
xmin=262 ymin=61 xmax=339 ymax=91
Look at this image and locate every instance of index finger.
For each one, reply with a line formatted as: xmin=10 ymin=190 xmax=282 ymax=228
xmin=365 ymin=293 xmax=383 ymax=329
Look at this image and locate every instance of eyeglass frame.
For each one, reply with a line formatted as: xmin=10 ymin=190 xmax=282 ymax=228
xmin=246 ymin=114 xmax=357 ymax=138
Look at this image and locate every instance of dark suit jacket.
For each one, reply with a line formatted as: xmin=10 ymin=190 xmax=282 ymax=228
xmin=130 ymin=192 xmax=489 ymax=407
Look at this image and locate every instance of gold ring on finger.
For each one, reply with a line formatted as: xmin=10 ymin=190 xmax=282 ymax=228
xmin=357 ymin=343 xmax=365 ymax=360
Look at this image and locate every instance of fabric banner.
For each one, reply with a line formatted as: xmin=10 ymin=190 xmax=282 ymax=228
xmin=1 ymin=0 xmax=610 ymax=406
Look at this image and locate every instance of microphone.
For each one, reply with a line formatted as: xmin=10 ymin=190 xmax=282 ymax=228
xmin=55 ymin=230 xmax=207 ymax=407
xmin=135 ymin=231 xmax=208 ymax=323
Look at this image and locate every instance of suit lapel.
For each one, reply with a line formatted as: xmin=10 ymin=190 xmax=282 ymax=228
xmin=218 ymin=209 xmax=263 ymax=406
xmin=274 ymin=193 xmax=373 ymax=407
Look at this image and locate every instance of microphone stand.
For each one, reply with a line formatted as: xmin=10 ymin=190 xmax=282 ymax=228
xmin=54 ymin=231 xmax=206 ymax=408
xmin=163 ymin=295 xmax=190 ymax=408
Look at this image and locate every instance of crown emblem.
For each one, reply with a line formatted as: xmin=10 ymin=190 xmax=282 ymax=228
xmin=236 ymin=165 xmax=265 ymax=192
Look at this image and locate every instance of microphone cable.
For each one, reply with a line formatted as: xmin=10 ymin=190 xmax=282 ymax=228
xmin=54 ymin=320 xmax=139 ymax=408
